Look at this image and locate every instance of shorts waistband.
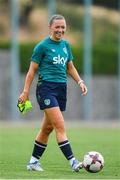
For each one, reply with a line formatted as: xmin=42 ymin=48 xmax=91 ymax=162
xmin=42 ymin=80 xmax=66 ymax=85
xmin=38 ymin=76 xmax=66 ymax=85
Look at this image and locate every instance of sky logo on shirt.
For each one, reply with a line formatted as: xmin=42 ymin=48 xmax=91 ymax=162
xmin=53 ymin=54 xmax=67 ymax=66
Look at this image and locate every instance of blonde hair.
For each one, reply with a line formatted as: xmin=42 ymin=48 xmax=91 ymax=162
xmin=49 ymin=14 xmax=65 ymax=26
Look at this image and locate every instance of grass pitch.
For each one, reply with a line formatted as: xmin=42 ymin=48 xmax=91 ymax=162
xmin=0 ymin=122 xmax=120 ymax=179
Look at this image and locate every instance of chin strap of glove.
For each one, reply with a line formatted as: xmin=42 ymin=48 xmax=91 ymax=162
xmin=17 ymin=100 xmax=32 ymax=114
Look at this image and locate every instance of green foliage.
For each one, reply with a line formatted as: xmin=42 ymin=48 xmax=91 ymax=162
xmin=92 ymin=44 xmax=118 ymax=75
xmin=0 ymin=41 xmax=10 ymax=49
xmin=19 ymin=42 xmax=36 ymax=72
xmin=0 ymin=41 xmax=36 ymax=73
xmin=72 ymin=44 xmax=117 ymax=75
xmin=72 ymin=45 xmax=84 ymax=73
xmin=0 ymin=41 xmax=118 ymax=74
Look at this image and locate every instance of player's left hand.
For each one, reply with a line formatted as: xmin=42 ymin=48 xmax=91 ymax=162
xmin=18 ymin=91 xmax=29 ymax=104
xmin=80 ymin=82 xmax=88 ymax=96
xmin=17 ymin=100 xmax=32 ymax=114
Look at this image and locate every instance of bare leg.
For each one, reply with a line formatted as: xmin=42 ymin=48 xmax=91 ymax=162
xmin=44 ymin=107 xmax=67 ymax=142
xmin=36 ymin=112 xmax=54 ymax=144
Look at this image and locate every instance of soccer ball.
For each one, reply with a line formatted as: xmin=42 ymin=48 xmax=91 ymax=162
xmin=83 ymin=151 xmax=104 ymax=173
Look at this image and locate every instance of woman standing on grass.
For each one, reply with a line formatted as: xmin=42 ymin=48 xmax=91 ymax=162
xmin=18 ymin=14 xmax=88 ymax=172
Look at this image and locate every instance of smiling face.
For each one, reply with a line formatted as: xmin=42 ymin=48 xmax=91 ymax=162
xmin=49 ymin=19 xmax=66 ymax=41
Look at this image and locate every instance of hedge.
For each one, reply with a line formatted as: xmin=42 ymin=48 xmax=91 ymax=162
xmin=0 ymin=41 xmax=118 ymax=75
xmin=72 ymin=44 xmax=118 ymax=75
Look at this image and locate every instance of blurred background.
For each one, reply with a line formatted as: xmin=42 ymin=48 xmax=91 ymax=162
xmin=0 ymin=0 xmax=120 ymax=122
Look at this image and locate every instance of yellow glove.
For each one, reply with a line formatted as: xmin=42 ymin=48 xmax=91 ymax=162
xmin=17 ymin=100 xmax=32 ymax=114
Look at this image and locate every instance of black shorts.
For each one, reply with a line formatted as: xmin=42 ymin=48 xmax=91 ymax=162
xmin=36 ymin=80 xmax=67 ymax=111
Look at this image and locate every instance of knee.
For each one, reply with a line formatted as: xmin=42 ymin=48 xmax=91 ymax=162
xmin=54 ymin=121 xmax=65 ymax=133
xmin=44 ymin=125 xmax=53 ymax=135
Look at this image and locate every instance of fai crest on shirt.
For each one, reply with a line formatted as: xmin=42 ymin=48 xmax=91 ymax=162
xmin=63 ymin=47 xmax=67 ymax=54
xmin=51 ymin=49 xmax=55 ymax=52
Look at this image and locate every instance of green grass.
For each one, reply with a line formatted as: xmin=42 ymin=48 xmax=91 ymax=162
xmin=0 ymin=125 xmax=120 ymax=179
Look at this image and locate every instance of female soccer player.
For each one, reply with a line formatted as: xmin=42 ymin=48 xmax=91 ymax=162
xmin=18 ymin=14 xmax=88 ymax=172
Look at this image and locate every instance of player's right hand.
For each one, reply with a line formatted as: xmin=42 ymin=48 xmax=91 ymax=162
xmin=18 ymin=91 xmax=29 ymax=104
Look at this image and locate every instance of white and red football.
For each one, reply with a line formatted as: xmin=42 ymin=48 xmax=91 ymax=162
xmin=83 ymin=151 xmax=104 ymax=173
